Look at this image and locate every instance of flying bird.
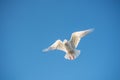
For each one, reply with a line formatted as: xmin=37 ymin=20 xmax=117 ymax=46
xmin=43 ymin=29 xmax=94 ymax=60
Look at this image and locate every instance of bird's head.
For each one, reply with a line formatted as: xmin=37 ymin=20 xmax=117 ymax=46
xmin=63 ymin=39 xmax=68 ymax=43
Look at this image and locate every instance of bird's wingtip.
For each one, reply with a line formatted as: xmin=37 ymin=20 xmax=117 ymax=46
xmin=42 ymin=48 xmax=48 ymax=52
xmin=89 ymin=28 xmax=95 ymax=32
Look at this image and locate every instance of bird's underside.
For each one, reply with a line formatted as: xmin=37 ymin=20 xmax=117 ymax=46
xmin=43 ymin=28 xmax=94 ymax=60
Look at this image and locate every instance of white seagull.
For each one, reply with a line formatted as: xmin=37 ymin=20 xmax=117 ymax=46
xmin=43 ymin=29 xmax=94 ymax=60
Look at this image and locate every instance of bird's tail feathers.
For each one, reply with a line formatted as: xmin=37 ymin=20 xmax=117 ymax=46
xmin=64 ymin=49 xmax=80 ymax=60
xmin=74 ymin=49 xmax=80 ymax=58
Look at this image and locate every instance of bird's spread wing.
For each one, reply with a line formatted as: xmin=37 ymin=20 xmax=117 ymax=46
xmin=69 ymin=28 xmax=94 ymax=48
xmin=43 ymin=40 xmax=66 ymax=52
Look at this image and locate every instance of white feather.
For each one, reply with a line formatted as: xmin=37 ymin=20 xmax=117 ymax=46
xmin=43 ymin=28 xmax=94 ymax=60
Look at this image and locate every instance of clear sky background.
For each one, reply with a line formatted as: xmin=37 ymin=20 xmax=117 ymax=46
xmin=1 ymin=0 xmax=120 ymax=80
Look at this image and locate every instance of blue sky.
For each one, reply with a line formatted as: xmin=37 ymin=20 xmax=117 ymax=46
xmin=0 ymin=0 xmax=120 ymax=80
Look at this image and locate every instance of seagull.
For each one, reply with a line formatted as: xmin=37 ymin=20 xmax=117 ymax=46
xmin=43 ymin=28 xmax=94 ymax=60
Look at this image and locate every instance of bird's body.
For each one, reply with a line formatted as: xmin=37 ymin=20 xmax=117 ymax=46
xmin=63 ymin=40 xmax=80 ymax=60
xmin=43 ymin=29 xmax=94 ymax=60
